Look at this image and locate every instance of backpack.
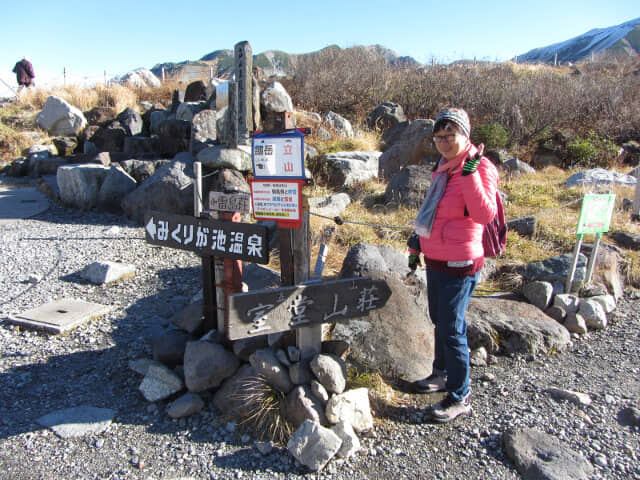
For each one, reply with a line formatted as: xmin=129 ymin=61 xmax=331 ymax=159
xmin=482 ymin=191 xmax=508 ymax=257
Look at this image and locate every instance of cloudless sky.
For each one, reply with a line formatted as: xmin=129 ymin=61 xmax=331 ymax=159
xmin=0 ymin=0 xmax=638 ymax=90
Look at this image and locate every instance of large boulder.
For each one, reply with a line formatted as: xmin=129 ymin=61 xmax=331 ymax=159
xmin=96 ymin=166 xmax=137 ymax=212
xmin=117 ymin=108 xmax=143 ymax=136
xmin=307 ymin=193 xmax=351 ymax=218
xmin=190 ymin=109 xmax=217 ymax=154
xmin=119 ymin=159 xmax=168 ymax=184
xmin=57 ymin=164 xmax=110 ymax=209
xmin=467 ymin=295 xmax=571 ymax=355
xmin=196 ymin=145 xmax=252 ymax=172
xmin=339 ymin=242 xmax=410 ymax=279
xmin=565 ymin=169 xmax=636 ymax=188
xmin=184 ymin=80 xmax=209 ymax=102
xmin=121 ymin=155 xmax=194 ymax=225
xmin=517 ymin=254 xmax=587 ymax=293
xmin=176 ymin=102 xmax=206 ymax=122
xmin=323 ymin=111 xmax=354 ymax=138
xmin=384 ymin=165 xmax=432 ymax=207
xmin=155 ymin=119 xmax=191 ymax=157
xmin=366 ymin=102 xmax=407 ymax=130
xmin=183 ymin=341 xmax=240 ymax=392
xmin=261 ymin=81 xmax=293 ymax=113
xmin=322 ymin=151 xmax=381 ymax=187
xmin=36 ymin=96 xmax=87 ymax=136
xmin=378 ymin=119 xmax=438 ymax=179
xmin=331 ymin=274 xmax=433 ymax=383
xmin=85 ymin=106 xmax=117 ymax=126
xmin=89 ymin=124 xmax=127 ymax=152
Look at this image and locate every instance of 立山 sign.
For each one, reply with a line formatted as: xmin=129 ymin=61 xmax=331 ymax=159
xmin=251 ymin=130 xmax=305 ymax=179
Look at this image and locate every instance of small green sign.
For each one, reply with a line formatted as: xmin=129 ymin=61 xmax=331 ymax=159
xmin=576 ymin=194 xmax=616 ymax=234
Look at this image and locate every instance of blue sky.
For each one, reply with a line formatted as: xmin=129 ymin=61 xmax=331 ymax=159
xmin=0 ymin=0 xmax=638 ymax=90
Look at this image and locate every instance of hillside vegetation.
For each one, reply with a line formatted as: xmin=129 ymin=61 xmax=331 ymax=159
xmin=1 ymin=54 xmax=639 ymax=289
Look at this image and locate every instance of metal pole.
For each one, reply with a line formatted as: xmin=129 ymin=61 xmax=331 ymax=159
xmin=565 ymin=234 xmax=583 ymax=293
xmin=63 ymin=67 xmax=67 ymax=86
xmin=584 ymin=234 xmax=602 ymax=286
xmin=633 ymin=176 xmax=640 ymax=221
xmin=194 ymin=161 xmax=202 ymax=217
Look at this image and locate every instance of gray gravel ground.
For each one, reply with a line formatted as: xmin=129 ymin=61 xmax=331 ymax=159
xmin=1 ymin=190 xmax=639 ymax=480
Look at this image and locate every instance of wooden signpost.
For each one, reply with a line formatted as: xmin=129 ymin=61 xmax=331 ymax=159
xmin=227 ymin=277 xmax=391 ymax=341
xmin=145 ymin=41 xmax=393 ymax=361
xmin=144 ymin=211 xmax=269 ymax=264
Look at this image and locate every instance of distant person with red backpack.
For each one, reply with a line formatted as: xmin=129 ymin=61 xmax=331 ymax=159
xmin=407 ymin=107 xmax=500 ymax=423
xmin=12 ymin=56 xmax=35 ymax=95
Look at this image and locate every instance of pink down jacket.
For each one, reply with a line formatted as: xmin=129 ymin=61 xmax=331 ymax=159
xmin=419 ymin=155 xmax=499 ymax=262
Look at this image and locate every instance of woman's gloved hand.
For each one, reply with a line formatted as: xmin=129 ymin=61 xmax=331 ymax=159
xmin=408 ymin=253 xmax=421 ymax=271
xmin=462 ymin=143 xmax=484 ymax=176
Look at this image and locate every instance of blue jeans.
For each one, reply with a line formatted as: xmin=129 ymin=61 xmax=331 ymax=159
xmin=426 ymin=268 xmax=479 ymax=402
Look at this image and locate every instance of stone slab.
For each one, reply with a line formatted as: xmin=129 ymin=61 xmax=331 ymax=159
xmin=0 ymin=185 xmax=49 ymax=225
xmin=8 ymin=299 xmax=112 ymax=334
xmin=36 ymin=406 xmax=116 ymax=438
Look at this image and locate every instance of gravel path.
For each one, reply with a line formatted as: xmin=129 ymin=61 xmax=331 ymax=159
xmin=1 ymin=187 xmax=639 ymax=480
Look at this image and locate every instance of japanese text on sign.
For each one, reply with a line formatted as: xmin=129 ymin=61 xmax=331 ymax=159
xmin=144 ymin=211 xmax=269 ymax=264
xmin=576 ymin=194 xmax=616 ymax=235
xmin=227 ymin=278 xmax=392 ymax=340
xmin=252 ymin=131 xmax=305 ymax=179
xmin=250 ymin=180 xmax=304 ymax=226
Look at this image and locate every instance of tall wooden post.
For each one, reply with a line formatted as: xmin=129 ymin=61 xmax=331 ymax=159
xmin=293 ymin=198 xmax=321 ymax=359
xmin=234 ymin=41 xmax=253 ymax=147
xmin=195 ymin=162 xmax=217 ymax=332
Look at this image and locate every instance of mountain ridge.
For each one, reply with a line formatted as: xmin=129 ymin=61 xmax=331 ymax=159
xmin=516 ymin=16 xmax=640 ymax=64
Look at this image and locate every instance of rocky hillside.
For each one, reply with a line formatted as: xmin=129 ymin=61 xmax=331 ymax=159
xmin=516 ymin=16 xmax=640 ymax=64
xmin=150 ymin=44 xmax=418 ymax=81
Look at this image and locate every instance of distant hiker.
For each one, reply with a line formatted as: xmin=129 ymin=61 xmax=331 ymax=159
xmin=12 ymin=56 xmax=35 ymax=94
xmin=407 ymin=107 xmax=499 ymax=423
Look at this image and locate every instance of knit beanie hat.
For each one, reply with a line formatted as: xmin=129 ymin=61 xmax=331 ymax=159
xmin=434 ymin=108 xmax=471 ymax=138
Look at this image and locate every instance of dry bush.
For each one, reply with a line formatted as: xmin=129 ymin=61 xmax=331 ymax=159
xmin=14 ymin=83 xmax=164 ymax=114
xmin=290 ymin=52 xmax=639 ymax=162
xmin=290 ymin=46 xmax=395 ymax=120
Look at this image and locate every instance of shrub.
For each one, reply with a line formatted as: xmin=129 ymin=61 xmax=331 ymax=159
xmin=472 ymin=122 xmax=510 ymax=149
xmin=566 ymin=131 xmax=619 ymax=168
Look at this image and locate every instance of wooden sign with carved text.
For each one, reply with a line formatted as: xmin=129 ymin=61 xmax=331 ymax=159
xmin=144 ymin=211 xmax=269 ymax=264
xmin=227 ymin=277 xmax=391 ymax=340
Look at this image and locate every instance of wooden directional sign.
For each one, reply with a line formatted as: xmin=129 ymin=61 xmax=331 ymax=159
xmin=208 ymin=192 xmax=251 ymax=213
xmin=227 ymin=277 xmax=391 ymax=340
xmin=144 ymin=210 xmax=269 ymax=264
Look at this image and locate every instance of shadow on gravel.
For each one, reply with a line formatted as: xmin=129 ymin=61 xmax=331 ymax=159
xmin=0 ymin=266 xmax=204 ymax=443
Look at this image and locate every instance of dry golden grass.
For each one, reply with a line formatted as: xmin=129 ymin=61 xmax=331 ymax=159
xmin=14 ymin=81 xmax=178 ymax=114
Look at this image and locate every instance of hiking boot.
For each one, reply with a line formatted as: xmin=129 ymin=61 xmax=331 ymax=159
xmin=411 ymin=373 xmax=446 ymax=393
xmin=429 ymin=393 xmax=471 ymax=423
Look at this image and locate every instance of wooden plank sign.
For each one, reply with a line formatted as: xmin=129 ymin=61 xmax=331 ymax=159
xmin=227 ymin=277 xmax=391 ymax=340
xmin=208 ymin=192 xmax=251 ymax=213
xmin=144 ymin=210 xmax=269 ymax=264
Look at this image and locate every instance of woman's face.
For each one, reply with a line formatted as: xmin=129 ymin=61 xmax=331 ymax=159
xmin=433 ymin=123 xmax=469 ymax=160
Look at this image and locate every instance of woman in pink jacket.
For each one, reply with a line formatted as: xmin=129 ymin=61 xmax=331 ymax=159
xmin=408 ymin=108 xmax=499 ymax=423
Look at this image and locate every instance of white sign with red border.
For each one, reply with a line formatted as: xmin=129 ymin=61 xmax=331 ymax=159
xmin=250 ymin=179 xmax=305 ymax=228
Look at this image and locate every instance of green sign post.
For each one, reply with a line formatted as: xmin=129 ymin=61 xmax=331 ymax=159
xmin=566 ymin=194 xmax=616 ymax=292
